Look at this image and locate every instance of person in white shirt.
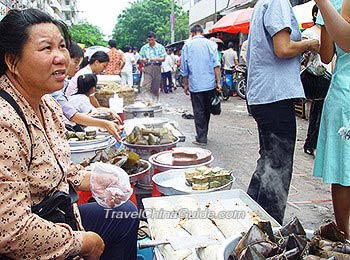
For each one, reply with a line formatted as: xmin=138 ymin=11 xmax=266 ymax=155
xmin=68 ymin=74 xmax=98 ymax=114
xmin=161 ymin=48 xmax=174 ymax=93
xmin=222 ymin=42 xmax=239 ymax=96
xmin=171 ymin=48 xmax=180 ymax=89
xmin=121 ymin=45 xmax=135 ymax=87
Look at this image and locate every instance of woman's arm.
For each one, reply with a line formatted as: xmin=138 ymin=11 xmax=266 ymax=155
xmin=314 ymin=0 xmax=350 ymax=52
xmin=319 ymin=26 xmax=335 ymax=64
xmin=272 ymin=28 xmax=320 ymax=58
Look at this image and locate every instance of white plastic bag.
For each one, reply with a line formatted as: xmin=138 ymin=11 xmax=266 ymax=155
xmin=90 ymin=162 xmax=132 ymax=208
xmin=306 ymin=53 xmax=326 ymax=76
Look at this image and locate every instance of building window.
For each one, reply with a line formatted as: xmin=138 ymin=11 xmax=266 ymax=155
xmin=65 ymin=0 xmax=69 ymax=5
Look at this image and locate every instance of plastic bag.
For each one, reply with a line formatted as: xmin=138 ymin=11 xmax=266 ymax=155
xmin=210 ymin=90 xmax=221 ymax=115
xmin=90 ymin=162 xmax=133 ymax=208
xmin=306 ymin=53 xmax=326 ymax=76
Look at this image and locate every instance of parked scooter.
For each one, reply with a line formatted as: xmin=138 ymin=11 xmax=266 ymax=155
xmin=221 ymin=64 xmax=247 ymax=100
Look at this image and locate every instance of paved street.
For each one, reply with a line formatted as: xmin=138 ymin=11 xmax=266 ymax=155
xmin=151 ymin=87 xmax=334 ymax=230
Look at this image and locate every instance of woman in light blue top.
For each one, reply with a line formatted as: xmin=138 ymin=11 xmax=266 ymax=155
xmin=246 ymin=0 xmax=319 ymax=224
xmin=313 ymin=0 xmax=350 ymax=238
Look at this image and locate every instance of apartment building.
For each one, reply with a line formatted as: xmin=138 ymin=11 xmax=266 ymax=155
xmin=0 ymin=0 xmax=78 ymax=25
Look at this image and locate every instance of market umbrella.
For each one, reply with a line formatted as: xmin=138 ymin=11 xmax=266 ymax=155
xmin=209 ymin=8 xmax=253 ymax=34
xmin=85 ymin=45 xmax=110 ymax=57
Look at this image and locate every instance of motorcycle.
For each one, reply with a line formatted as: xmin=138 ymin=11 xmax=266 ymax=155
xmin=221 ymin=64 xmax=247 ymax=100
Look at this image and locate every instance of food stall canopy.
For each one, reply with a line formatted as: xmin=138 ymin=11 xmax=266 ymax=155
xmin=209 ymin=8 xmax=253 ymax=34
xmin=292 ymin=0 xmax=316 ymax=29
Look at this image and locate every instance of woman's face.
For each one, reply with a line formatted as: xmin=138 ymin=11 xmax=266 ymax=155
xmin=67 ymin=57 xmax=82 ymax=77
xmin=14 ymin=23 xmax=69 ymax=96
xmin=93 ymin=61 xmax=109 ymax=74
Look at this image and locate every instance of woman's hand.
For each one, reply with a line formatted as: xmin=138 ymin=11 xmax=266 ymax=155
xmin=101 ymin=120 xmax=123 ymax=142
xmin=79 ymin=231 xmax=105 ymax=260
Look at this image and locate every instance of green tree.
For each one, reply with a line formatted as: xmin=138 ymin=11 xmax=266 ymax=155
xmin=69 ymin=23 xmax=107 ymax=47
xmin=112 ymin=0 xmax=189 ymax=49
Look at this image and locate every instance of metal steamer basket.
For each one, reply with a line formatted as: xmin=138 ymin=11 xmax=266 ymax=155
xmin=123 ymin=103 xmax=162 ymax=119
xmin=122 ymin=137 xmax=180 ymax=190
xmin=69 ymin=134 xmax=116 ymax=164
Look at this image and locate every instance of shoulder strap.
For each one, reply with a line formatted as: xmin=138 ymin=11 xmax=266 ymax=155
xmin=0 ymin=89 xmax=33 ymax=169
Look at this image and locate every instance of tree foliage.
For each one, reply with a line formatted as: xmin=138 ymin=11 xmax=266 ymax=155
xmin=69 ymin=23 xmax=106 ymax=47
xmin=112 ymin=0 xmax=189 ymax=49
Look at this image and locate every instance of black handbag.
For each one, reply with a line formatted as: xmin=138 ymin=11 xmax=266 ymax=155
xmin=31 ymin=184 xmax=78 ymax=231
xmin=301 ymin=68 xmax=331 ymax=100
xmin=210 ymin=90 xmax=221 ymax=115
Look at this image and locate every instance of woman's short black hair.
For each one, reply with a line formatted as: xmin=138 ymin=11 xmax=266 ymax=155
xmin=89 ymin=51 xmax=110 ymax=65
xmin=69 ymin=42 xmax=84 ymax=59
xmin=0 ymin=8 xmax=71 ymax=76
xmin=124 ymin=45 xmax=132 ymax=52
xmin=76 ymin=73 xmax=98 ymax=95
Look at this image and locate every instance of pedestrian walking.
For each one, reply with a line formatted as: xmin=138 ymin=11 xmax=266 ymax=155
xmin=180 ymin=24 xmax=221 ymax=146
xmin=161 ymin=48 xmax=174 ymax=93
xmin=246 ymin=0 xmax=319 ymax=225
xmin=139 ymin=32 xmax=166 ymax=103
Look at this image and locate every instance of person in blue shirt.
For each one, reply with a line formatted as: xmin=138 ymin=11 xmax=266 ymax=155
xmin=246 ymin=0 xmax=319 ymax=224
xmin=180 ymin=24 xmax=221 ymax=146
xmin=139 ymin=32 xmax=166 ymax=103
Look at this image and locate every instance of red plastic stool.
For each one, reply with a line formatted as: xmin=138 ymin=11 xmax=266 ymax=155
xmin=152 ymin=168 xmax=162 ymax=197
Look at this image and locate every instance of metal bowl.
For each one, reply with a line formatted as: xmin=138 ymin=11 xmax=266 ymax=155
xmin=128 ymin=159 xmax=152 ymax=183
xmin=122 ymin=137 xmax=179 ymax=159
xmin=217 ymin=228 xmax=314 ymax=260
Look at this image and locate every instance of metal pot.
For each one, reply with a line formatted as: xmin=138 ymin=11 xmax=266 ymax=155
xmin=69 ymin=135 xmax=116 ymax=164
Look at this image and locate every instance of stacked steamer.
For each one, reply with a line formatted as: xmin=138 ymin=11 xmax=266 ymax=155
xmin=149 ymin=147 xmax=215 ymax=196
xmin=122 ymin=122 xmax=183 ymax=195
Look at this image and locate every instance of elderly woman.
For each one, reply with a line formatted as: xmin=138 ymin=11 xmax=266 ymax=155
xmin=0 ymin=9 xmax=138 ymax=260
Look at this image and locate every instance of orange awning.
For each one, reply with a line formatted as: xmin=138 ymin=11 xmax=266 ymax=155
xmin=209 ymin=8 xmax=253 ymax=34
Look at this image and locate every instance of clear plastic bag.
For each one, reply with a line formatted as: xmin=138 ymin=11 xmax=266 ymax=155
xmin=306 ymin=53 xmax=326 ymax=76
xmin=90 ymin=162 xmax=133 ymax=208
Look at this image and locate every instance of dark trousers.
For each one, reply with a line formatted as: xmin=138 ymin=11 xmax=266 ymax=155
xmin=304 ymin=99 xmax=324 ymax=150
xmin=79 ymin=201 xmax=139 ymax=260
xmin=190 ymin=89 xmax=215 ymax=143
xmin=247 ymin=99 xmax=296 ymax=225
xmin=161 ymin=71 xmax=172 ymax=93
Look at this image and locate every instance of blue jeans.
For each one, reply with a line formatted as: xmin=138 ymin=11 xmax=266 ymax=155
xmin=247 ymin=99 xmax=296 ymax=225
xmin=79 ymin=201 xmax=139 ymax=260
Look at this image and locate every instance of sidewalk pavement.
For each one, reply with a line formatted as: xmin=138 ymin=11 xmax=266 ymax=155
xmin=149 ymin=88 xmax=333 ymax=230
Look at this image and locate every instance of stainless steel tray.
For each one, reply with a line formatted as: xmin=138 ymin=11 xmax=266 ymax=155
xmin=142 ymin=189 xmax=281 ymax=260
xmin=68 ymin=133 xmax=112 ymax=147
xmin=122 ymin=137 xmax=179 ymax=152
xmin=152 ymin=168 xmax=236 ymax=195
